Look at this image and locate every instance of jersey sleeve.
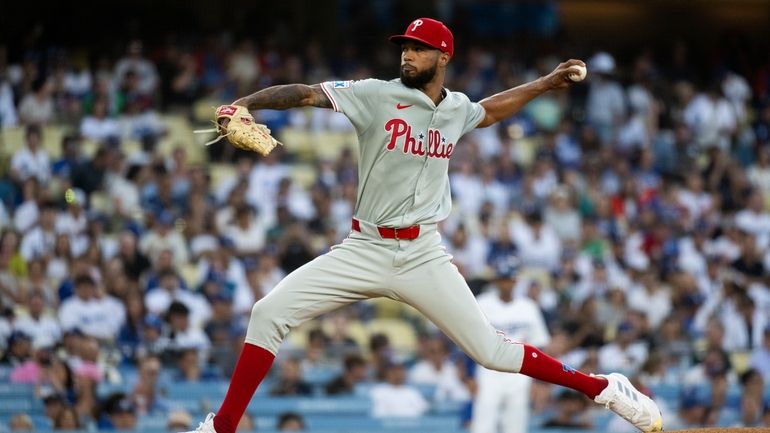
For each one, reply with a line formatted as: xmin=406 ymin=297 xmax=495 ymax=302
xmin=320 ymin=79 xmax=380 ymax=132
xmin=460 ymin=96 xmax=487 ymax=135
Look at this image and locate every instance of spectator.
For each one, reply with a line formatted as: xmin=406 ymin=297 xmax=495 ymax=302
xmin=738 ymin=368 xmax=766 ymax=427
xmin=1 ymin=330 xmax=33 ymax=366
xmin=98 ymin=392 xmax=138 ymax=431
xmin=19 ymin=203 xmax=57 ymax=262
xmin=0 ymin=67 xmax=17 ymax=127
xmin=370 ymin=359 xmax=429 ymax=418
xmin=58 ymin=274 xmax=125 ymax=341
xmin=750 ymin=326 xmax=770 ymax=383
xmin=114 ymin=40 xmax=159 ymax=100
xmin=270 ymin=357 xmax=312 ymax=396
xmin=167 ymin=409 xmax=193 ymax=432
xmin=409 ymin=335 xmax=470 ymax=402
xmin=131 ymin=355 xmax=168 ymax=415
xmin=222 ymin=204 xmax=267 ymax=256
xmin=41 ymin=390 xmax=67 ymax=425
xmin=164 ymin=301 xmax=211 ymax=358
xmin=139 ymin=212 xmax=190 ymax=268
xmin=53 ymin=405 xmax=81 ymax=430
xmin=237 ymin=412 xmax=255 ymax=432
xmin=71 ymin=146 xmax=110 ymax=196
xmin=472 ymin=258 xmax=550 ymax=433
xmin=598 ymin=320 xmax=649 ymax=375
xmin=541 ymin=390 xmax=593 ymax=429
xmin=10 ymin=124 xmax=50 ymax=185
xmin=368 ymin=332 xmax=393 ymax=381
xmin=585 ymin=52 xmax=625 ymax=145
xmin=8 ymin=413 xmax=34 ymax=431
xmin=277 ymin=411 xmax=305 ymax=431
xmin=116 ymin=231 xmax=151 ymax=281
xmin=18 ymin=77 xmax=54 ymax=125
xmin=14 ymin=290 xmax=61 ymax=348
xmin=80 ymin=97 xmax=120 ymax=142
xmin=145 ymin=270 xmax=211 ymax=328
xmin=175 ymin=348 xmax=219 ymax=382
xmin=325 ymin=353 xmax=368 ymax=395
xmin=13 ymin=177 xmax=41 ymax=235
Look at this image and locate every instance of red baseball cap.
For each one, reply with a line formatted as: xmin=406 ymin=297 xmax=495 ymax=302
xmin=389 ymin=18 xmax=454 ymax=57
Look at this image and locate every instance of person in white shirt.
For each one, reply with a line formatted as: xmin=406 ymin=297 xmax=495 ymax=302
xmin=20 ymin=204 xmax=57 ymax=260
xmin=734 ymin=190 xmax=770 ymax=249
xmin=18 ymin=78 xmax=54 ymax=125
xmin=370 ymin=360 xmax=429 ymax=418
xmin=510 ymin=212 xmax=562 ymax=272
xmin=13 ymin=291 xmax=61 ymax=349
xmin=408 ymin=335 xmax=470 ymax=402
xmin=222 ymin=205 xmax=266 ymax=256
xmin=145 ymin=269 xmax=212 ymax=329
xmin=13 ymin=177 xmax=40 ymax=234
xmin=597 ymin=321 xmax=648 ymax=375
xmin=80 ymin=97 xmax=120 ymax=142
xmin=10 ymin=125 xmax=51 ymax=185
xmin=585 ymin=52 xmax=626 ymax=145
xmin=627 ymin=270 xmax=672 ymax=330
xmin=472 ymin=259 xmax=550 ymax=433
xmin=139 ymin=212 xmax=190 ymax=268
xmin=0 ymin=78 xmax=17 ymax=128
xmin=58 ymin=275 xmax=125 ymax=341
xmin=113 ymin=40 xmax=159 ymax=97
xmin=164 ymin=301 xmax=211 ymax=356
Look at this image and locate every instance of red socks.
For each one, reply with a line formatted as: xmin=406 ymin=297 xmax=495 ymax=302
xmin=518 ymin=344 xmax=607 ymax=399
xmin=214 ymin=343 xmax=275 ymax=433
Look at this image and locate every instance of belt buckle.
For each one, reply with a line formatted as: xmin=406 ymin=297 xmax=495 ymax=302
xmin=394 ymin=228 xmax=400 ymax=240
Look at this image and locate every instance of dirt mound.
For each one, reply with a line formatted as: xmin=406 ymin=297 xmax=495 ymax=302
xmin=668 ymin=428 xmax=769 ymax=433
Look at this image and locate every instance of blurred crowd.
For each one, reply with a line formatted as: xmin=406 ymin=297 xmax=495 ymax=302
xmin=1 ymin=10 xmax=770 ymax=432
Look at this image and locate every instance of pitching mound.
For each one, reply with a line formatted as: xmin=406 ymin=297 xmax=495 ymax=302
xmin=669 ymin=429 xmax=769 ymax=433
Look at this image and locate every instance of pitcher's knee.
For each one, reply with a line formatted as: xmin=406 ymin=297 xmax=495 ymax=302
xmin=471 ymin=340 xmax=524 ymax=373
xmin=245 ymin=300 xmax=289 ymax=353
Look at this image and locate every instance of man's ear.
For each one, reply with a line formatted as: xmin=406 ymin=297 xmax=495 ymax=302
xmin=439 ymin=52 xmax=450 ymax=66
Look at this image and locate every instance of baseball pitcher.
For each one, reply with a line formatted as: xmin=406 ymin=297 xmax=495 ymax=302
xmin=186 ymin=18 xmax=663 ymax=433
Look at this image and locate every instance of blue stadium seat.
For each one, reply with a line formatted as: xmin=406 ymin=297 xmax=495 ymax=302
xmin=0 ymin=382 xmax=35 ymax=396
xmin=247 ymin=396 xmax=371 ymax=416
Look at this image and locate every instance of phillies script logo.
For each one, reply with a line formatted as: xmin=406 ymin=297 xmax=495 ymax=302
xmin=384 ymin=118 xmax=454 ymax=159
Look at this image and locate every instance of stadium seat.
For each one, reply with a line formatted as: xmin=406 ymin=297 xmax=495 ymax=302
xmin=0 ymin=126 xmax=25 ymax=156
xmin=365 ymin=318 xmax=418 ymax=355
xmin=0 ymin=383 xmax=35 ymax=396
xmin=160 ymin=115 xmax=204 ymax=163
xmin=246 ymin=396 xmax=371 ymax=416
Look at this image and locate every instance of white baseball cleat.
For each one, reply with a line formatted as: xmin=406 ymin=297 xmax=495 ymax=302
xmin=593 ymin=373 xmax=664 ymax=432
xmin=181 ymin=413 xmax=217 ymax=433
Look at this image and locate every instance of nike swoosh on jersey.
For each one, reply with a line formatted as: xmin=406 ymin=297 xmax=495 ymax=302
xmin=396 ymin=103 xmax=413 ymax=109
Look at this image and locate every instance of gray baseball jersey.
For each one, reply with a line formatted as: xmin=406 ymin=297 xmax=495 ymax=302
xmin=320 ymin=78 xmax=486 ymax=227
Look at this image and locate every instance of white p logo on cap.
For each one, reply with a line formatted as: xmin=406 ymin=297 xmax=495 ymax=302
xmin=410 ymin=19 xmax=424 ymax=32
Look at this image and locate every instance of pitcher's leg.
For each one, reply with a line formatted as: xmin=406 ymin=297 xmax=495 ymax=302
xmin=393 ymin=257 xmax=606 ymax=392
xmin=393 ymin=257 xmax=525 ymax=372
xmin=214 ymin=239 xmax=388 ymax=433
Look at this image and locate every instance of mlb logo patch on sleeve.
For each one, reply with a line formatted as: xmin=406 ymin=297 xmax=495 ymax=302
xmin=333 ymin=80 xmax=352 ymax=89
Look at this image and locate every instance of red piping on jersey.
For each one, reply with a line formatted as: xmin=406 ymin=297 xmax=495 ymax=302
xmin=321 ymin=83 xmax=340 ymax=112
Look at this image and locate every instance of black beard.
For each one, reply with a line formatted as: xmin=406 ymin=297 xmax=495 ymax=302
xmin=400 ymin=63 xmax=437 ymax=89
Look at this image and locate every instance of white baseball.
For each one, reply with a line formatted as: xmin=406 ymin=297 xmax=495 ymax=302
xmin=567 ymin=65 xmax=587 ymax=82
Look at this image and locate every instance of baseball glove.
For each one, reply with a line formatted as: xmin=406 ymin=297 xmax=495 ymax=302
xmin=194 ymin=105 xmax=282 ymax=156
